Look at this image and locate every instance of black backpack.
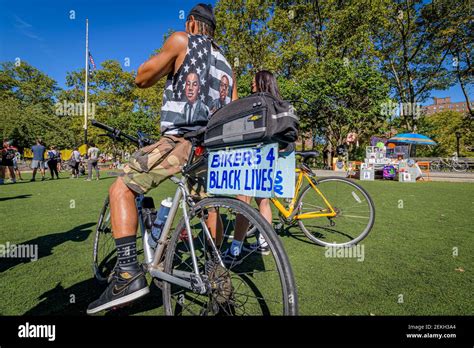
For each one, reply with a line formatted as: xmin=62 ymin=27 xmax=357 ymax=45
xmin=204 ymin=92 xmax=299 ymax=148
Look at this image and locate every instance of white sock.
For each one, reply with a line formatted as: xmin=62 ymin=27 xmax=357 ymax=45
xmin=230 ymin=239 xmax=243 ymax=256
xmin=258 ymin=234 xmax=268 ymax=248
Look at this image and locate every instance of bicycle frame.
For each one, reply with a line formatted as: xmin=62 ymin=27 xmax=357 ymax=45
xmin=137 ymin=175 xmax=224 ymax=294
xmin=270 ymin=168 xmax=337 ymax=220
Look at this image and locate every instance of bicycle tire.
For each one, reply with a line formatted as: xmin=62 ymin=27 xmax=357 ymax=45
xmin=452 ymin=159 xmax=468 ymax=172
xmin=296 ymin=176 xmax=375 ymax=247
xmin=430 ymin=160 xmax=441 ymax=172
xmin=92 ymin=196 xmax=117 ymax=283
xmin=162 ymin=197 xmax=298 ymax=316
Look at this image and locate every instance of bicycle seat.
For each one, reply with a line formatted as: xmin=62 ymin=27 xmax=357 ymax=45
xmin=183 ymin=127 xmax=206 ymax=143
xmin=296 ymin=151 xmax=320 ymax=160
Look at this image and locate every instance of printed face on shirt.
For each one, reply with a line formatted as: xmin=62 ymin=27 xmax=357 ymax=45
xmin=219 ymin=75 xmax=229 ymax=102
xmin=185 ymin=73 xmax=200 ymax=104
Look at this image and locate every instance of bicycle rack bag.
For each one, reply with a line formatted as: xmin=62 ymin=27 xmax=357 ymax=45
xmin=204 ymin=92 xmax=299 ymax=148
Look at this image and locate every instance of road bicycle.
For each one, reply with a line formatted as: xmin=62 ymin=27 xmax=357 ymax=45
xmin=247 ymin=151 xmax=375 ymax=247
xmin=430 ymin=153 xmax=469 ymax=173
xmin=91 ymin=120 xmax=298 ymax=316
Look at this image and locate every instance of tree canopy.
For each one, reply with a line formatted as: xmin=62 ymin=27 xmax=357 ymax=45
xmin=1 ymin=0 xmax=471 ymax=159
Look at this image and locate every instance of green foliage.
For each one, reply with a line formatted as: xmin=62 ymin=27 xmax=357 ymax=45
xmin=58 ymin=59 xmax=164 ymax=152
xmin=0 ymin=61 xmax=71 ymax=149
xmin=417 ymin=110 xmax=473 ymax=157
xmin=1 ymin=0 xmax=472 ymax=157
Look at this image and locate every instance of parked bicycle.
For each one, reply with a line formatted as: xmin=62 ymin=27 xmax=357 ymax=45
xmin=247 ymin=151 xmax=375 ymax=247
xmin=430 ymin=153 xmax=469 ymax=173
xmin=91 ymin=120 xmax=298 ymax=316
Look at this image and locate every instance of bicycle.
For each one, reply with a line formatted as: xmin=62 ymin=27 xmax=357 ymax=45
xmin=430 ymin=153 xmax=468 ymax=173
xmin=91 ymin=120 xmax=298 ymax=316
xmin=247 ymin=151 xmax=375 ymax=247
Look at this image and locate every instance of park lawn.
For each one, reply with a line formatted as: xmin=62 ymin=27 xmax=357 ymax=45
xmin=0 ymin=172 xmax=473 ymax=316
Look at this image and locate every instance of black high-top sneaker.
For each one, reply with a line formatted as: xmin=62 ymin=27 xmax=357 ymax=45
xmin=87 ymin=266 xmax=149 ymax=314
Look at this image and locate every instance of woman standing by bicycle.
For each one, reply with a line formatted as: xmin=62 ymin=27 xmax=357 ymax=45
xmin=224 ymin=70 xmax=289 ymax=261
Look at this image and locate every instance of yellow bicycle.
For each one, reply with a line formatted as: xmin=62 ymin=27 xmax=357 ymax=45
xmin=248 ymin=151 xmax=375 ymax=247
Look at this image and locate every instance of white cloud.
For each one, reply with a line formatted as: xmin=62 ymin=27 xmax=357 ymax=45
xmin=13 ymin=15 xmax=43 ymax=41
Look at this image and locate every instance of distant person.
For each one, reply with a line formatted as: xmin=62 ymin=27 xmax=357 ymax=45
xmin=13 ymin=150 xmax=23 ymax=181
xmin=69 ymin=147 xmax=81 ymax=178
xmin=86 ymin=142 xmax=100 ymax=181
xmin=79 ymin=161 xmax=86 ymax=176
xmin=56 ymin=151 xmax=63 ymax=173
xmin=1 ymin=139 xmax=17 ymax=184
xmin=47 ymin=146 xmax=60 ymax=179
xmin=31 ymin=139 xmax=46 ymax=181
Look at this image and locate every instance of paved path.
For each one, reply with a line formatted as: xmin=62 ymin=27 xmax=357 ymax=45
xmin=313 ymin=170 xmax=474 ymax=183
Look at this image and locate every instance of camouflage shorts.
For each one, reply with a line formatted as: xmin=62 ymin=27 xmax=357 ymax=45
xmin=122 ymin=135 xmax=192 ymax=195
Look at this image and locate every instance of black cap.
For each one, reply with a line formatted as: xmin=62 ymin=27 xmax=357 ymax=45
xmin=187 ymin=3 xmax=216 ymax=30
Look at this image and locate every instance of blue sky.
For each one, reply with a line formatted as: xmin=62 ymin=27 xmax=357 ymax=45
xmin=0 ymin=0 xmax=213 ymax=87
xmin=0 ymin=0 xmax=470 ymax=106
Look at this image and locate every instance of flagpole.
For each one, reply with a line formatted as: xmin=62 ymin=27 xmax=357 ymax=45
xmin=84 ymin=18 xmax=89 ymax=147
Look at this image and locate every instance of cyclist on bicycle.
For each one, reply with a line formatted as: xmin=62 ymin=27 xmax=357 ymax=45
xmin=87 ymin=3 xmax=238 ymax=314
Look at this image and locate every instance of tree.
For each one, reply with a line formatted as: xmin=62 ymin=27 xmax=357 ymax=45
xmin=417 ymin=110 xmax=473 ymax=157
xmin=214 ymin=0 xmax=278 ymax=76
xmin=426 ymin=0 xmax=473 ymax=117
xmin=0 ymin=61 xmax=72 ymax=149
xmin=301 ymin=59 xmax=391 ymax=161
xmin=372 ymin=0 xmax=456 ymax=131
xmin=59 ymin=60 xmax=164 ymax=152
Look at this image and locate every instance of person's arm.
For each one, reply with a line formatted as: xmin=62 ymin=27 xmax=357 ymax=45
xmin=135 ymin=32 xmax=188 ymax=88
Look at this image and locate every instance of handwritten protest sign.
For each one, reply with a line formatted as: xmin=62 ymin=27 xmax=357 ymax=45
xmin=207 ymin=143 xmax=295 ymax=198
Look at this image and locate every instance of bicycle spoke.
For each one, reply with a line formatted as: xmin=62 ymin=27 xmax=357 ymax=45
xmin=298 ymin=178 xmax=374 ymax=246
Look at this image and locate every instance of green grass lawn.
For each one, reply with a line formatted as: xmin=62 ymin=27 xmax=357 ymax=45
xmin=0 ymin=172 xmax=473 ymax=316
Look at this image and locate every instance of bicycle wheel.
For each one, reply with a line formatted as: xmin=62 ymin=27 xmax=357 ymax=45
xmin=452 ymin=159 xmax=468 ymax=172
xmin=430 ymin=160 xmax=441 ymax=172
xmin=162 ymin=197 xmax=297 ymax=316
xmin=296 ymin=177 xmax=375 ymax=247
xmin=92 ymin=196 xmax=117 ymax=283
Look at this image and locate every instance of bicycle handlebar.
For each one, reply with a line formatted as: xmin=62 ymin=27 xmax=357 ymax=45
xmin=91 ymin=119 xmax=140 ymax=145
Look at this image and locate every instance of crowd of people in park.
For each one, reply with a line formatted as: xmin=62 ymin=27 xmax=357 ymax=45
xmin=0 ymin=138 xmax=106 ymax=184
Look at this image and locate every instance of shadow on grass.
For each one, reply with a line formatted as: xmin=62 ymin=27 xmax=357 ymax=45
xmin=0 ymin=222 xmax=94 ymax=273
xmin=275 ymin=224 xmax=318 ymax=246
xmin=24 ymin=277 xmax=164 ymax=315
xmin=0 ymin=194 xmax=32 ymax=202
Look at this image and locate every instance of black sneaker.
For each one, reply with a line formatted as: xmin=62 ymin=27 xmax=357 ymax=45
xmin=87 ymin=267 xmax=149 ymax=314
xmin=221 ymin=249 xmax=243 ymax=267
xmin=242 ymin=242 xmax=271 ymax=256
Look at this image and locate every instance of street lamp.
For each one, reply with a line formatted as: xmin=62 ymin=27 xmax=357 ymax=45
xmin=455 ymin=131 xmax=461 ymax=157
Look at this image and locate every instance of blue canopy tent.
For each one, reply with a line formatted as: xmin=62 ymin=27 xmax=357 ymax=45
xmin=387 ymin=133 xmax=437 ymax=157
